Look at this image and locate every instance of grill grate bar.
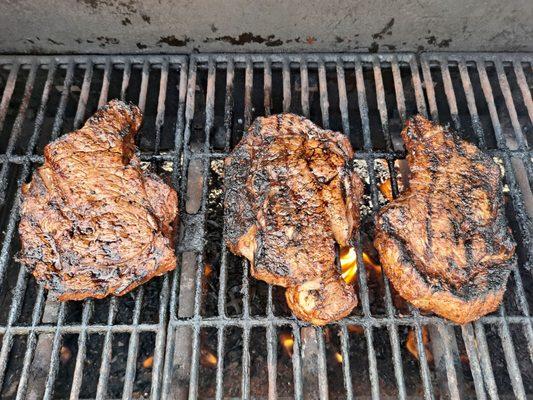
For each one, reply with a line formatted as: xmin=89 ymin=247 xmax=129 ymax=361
xmin=282 ymin=58 xmax=291 ymax=113
xmin=266 ymin=324 xmax=277 ymax=400
xmin=97 ymin=58 xmax=112 ymax=108
xmin=494 ymin=60 xmax=528 ymax=150
xmin=95 ymin=297 xmax=117 ymax=400
xmin=14 ymin=285 xmax=47 ymax=400
xmin=473 ymin=321 xmax=499 ymax=398
xmin=0 ymin=147 xmax=530 ymax=165
xmin=300 ymin=58 xmax=310 ymax=117
xmin=121 ymin=287 xmax=145 ymax=399
xmin=73 ymin=59 xmax=94 ymax=129
xmin=263 ymin=57 xmax=272 ymax=116
xmin=512 ymin=61 xmax=533 ymax=123
xmin=498 ymin=306 xmax=527 ymax=399
xmin=43 ymin=303 xmax=67 ymax=400
xmin=69 ymin=300 xmax=93 ymax=399
xmin=460 ymin=324 xmax=488 ymax=400
xmin=0 ymin=61 xmax=37 ymax=203
xmin=0 ymin=62 xmax=20 ymax=134
xmin=0 ymin=265 xmax=29 ymax=389
xmin=138 ymin=59 xmax=149 ymax=113
xmin=119 ymin=59 xmax=131 ymax=102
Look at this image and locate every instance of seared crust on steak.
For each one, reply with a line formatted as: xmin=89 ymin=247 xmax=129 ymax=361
xmin=224 ymin=114 xmax=364 ymax=325
xmin=374 ymin=115 xmax=515 ymax=324
xmin=18 ymin=100 xmax=178 ymax=301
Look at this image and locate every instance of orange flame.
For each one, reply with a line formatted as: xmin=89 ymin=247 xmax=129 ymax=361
xmin=280 ymin=332 xmax=294 ymax=357
xmin=379 ymin=180 xmax=394 ymax=202
xmin=204 ymin=263 xmax=213 ymax=278
xmin=340 ymin=247 xmax=358 ymax=284
xmin=362 ymin=252 xmax=382 ymax=278
xmin=341 ymin=249 xmax=382 ymax=284
xmin=406 ymin=327 xmax=433 ymax=363
xmin=335 ymin=352 xmax=343 ymax=363
xmin=200 ymin=348 xmax=218 ymax=367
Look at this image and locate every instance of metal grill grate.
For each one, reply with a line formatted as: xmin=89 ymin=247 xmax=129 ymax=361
xmin=0 ymin=53 xmax=531 ymax=399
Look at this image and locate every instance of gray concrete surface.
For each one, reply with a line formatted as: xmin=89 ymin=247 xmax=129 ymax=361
xmin=0 ymin=0 xmax=531 ymax=54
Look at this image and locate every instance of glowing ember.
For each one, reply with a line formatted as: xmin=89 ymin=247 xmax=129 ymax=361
xmin=379 ymin=180 xmax=394 ymax=201
xmin=200 ymin=348 xmax=218 ymax=367
xmin=347 ymin=325 xmax=365 ymax=335
xmin=142 ymin=355 xmax=154 ymax=369
xmin=60 ymin=345 xmax=72 ymax=364
xmin=204 ymin=263 xmax=213 ymax=278
xmin=335 ymin=352 xmax=343 ymax=363
xmin=340 ymin=247 xmax=358 ymax=284
xmin=280 ymin=332 xmax=294 ymax=357
xmin=406 ymin=327 xmax=433 ymax=363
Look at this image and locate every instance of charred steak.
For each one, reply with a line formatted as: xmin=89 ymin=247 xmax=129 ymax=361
xmin=18 ymin=100 xmax=178 ymax=301
xmin=224 ymin=114 xmax=364 ymax=325
xmin=374 ymin=115 xmax=515 ymax=324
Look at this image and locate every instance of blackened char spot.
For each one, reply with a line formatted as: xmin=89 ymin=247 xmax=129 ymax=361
xmin=158 ymin=35 xmax=191 ymax=47
xmin=372 ymin=18 xmax=395 ymax=40
xmin=48 ymin=38 xmax=65 ymax=45
xmin=121 ymin=17 xmax=132 ymax=26
xmin=368 ymin=42 xmax=379 ymax=53
xmin=426 ymin=35 xmax=452 ymax=48
xmin=204 ymin=32 xmax=282 ymax=47
xmin=140 ymin=14 xmax=151 ymax=23
xmin=136 ymin=42 xmax=147 ymax=49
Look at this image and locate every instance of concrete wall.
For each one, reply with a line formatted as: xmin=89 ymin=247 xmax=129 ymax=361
xmin=0 ymin=0 xmax=531 ymax=54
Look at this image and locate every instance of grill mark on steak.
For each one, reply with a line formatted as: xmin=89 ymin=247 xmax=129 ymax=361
xmin=224 ymin=113 xmax=364 ymax=325
xmin=18 ymin=100 xmax=178 ymax=301
xmin=374 ymin=115 xmax=515 ymax=324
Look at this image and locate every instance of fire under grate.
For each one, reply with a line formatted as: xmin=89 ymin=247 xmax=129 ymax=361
xmin=0 ymin=52 xmax=531 ymax=399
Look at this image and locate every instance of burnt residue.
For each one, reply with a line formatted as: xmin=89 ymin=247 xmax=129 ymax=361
xmin=136 ymin=42 xmax=147 ymax=49
xmin=121 ymin=17 xmax=132 ymax=26
xmin=210 ymin=24 xmax=218 ymax=33
xmin=335 ymin=36 xmax=344 ymax=43
xmin=140 ymin=13 xmax=151 ymax=23
xmin=79 ymin=0 xmax=137 ymax=13
xmin=157 ymin=35 xmax=191 ymax=47
xmin=204 ymin=32 xmax=282 ymax=47
xmin=368 ymin=42 xmax=379 ymax=53
xmin=425 ymin=35 xmax=452 ymax=48
xmin=96 ymin=36 xmax=120 ymax=47
xmin=47 ymin=38 xmax=65 ymax=46
xmin=372 ymin=18 xmax=394 ymax=40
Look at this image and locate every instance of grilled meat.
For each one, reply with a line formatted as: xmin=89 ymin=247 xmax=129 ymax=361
xmin=18 ymin=100 xmax=178 ymax=301
xmin=374 ymin=115 xmax=515 ymax=324
xmin=224 ymin=114 xmax=364 ymax=325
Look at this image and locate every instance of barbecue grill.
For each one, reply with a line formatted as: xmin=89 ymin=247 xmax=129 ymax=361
xmin=0 ymin=52 xmax=531 ymax=399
